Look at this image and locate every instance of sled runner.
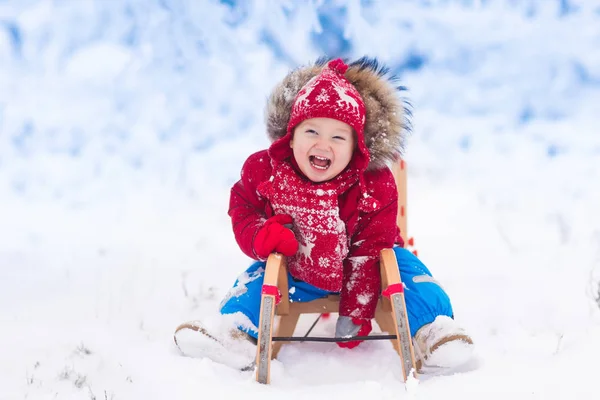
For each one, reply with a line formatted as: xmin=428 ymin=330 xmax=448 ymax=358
xmin=255 ymin=159 xmax=418 ymax=384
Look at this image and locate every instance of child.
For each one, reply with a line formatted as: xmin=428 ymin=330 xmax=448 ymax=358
xmin=175 ymin=57 xmax=474 ymax=371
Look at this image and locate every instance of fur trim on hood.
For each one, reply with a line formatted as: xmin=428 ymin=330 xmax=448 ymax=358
xmin=265 ymin=57 xmax=411 ymax=171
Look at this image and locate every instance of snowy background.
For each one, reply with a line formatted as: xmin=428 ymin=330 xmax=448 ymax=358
xmin=1 ymin=0 xmax=600 ymax=398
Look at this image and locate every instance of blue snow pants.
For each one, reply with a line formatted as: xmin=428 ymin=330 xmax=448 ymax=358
xmin=219 ymin=247 xmax=453 ymax=338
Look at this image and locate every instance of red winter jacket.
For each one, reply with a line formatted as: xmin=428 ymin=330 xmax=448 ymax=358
xmin=228 ymin=149 xmax=403 ymax=319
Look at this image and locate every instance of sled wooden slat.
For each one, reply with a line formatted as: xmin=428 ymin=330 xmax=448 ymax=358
xmin=276 ymin=256 xmax=290 ymax=316
xmin=255 ymin=253 xmax=282 ymax=384
xmin=281 ymin=295 xmax=340 ymax=314
xmin=380 ymin=248 xmax=418 ymax=382
xmin=392 ymin=159 xmax=408 ymax=244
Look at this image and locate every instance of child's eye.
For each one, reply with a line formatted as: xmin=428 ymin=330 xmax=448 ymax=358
xmin=306 ymin=129 xmax=318 ymax=135
xmin=333 ymin=136 xmax=346 ymax=141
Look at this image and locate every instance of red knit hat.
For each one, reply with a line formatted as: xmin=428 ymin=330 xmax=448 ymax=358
xmin=268 ymin=58 xmax=380 ymax=212
xmin=287 ymin=59 xmax=366 ymax=138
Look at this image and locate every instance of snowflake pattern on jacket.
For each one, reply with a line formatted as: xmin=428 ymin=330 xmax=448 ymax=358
xmin=257 ymin=161 xmax=357 ymax=292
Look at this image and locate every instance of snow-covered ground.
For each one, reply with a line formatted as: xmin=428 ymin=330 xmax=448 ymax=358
xmin=1 ymin=1 xmax=600 ymax=399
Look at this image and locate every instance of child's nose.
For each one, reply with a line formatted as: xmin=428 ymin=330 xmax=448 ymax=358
xmin=314 ymin=137 xmax=330 ymax=151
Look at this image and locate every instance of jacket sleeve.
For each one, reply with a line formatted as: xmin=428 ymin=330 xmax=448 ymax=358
xmin=339 ymin=167 xmax=399 ymax=319
xmin=228 ymin=150 xmax=272 ymax=260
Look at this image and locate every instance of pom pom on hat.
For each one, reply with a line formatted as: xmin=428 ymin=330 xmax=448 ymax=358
xmin=327 ymin=58 xmax=349 ymax=75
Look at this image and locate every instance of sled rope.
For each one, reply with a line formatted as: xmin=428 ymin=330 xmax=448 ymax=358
xmin=272 ymin=334 xmax=397 ymax=342
xmin=303 ymin=314 xmax=322 ymax=337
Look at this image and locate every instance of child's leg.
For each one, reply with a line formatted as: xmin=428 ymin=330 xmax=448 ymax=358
xmin=394 ymin=247 xmax=454 ymax=337
xmin=219 ymin=261 xmax=329 ymax=339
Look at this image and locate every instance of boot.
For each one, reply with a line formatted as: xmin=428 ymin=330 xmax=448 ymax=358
xmin=413 ymin=315 xmax=474 ymax=370
xmin=174 ymin=320 xmax=256 ymax=370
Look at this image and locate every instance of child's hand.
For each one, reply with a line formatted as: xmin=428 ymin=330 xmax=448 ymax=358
xmin=253 ymin=214 xmax=299 ymax=259
xmin=335 ymin=316 xmax=372 ymax=349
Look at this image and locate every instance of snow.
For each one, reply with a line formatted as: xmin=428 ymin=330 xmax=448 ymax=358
xmin=1 ymin=0 xmax=600 ymax=398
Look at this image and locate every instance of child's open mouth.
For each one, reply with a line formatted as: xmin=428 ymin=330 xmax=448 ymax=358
xmin=309 ymin=155 xmax=331 ymax=170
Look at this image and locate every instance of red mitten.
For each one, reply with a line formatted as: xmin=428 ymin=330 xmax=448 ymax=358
xmin=253 ymin=214 xmax=299 ymax=259
xmin=336 ymin=318 xmax=372 ymax=349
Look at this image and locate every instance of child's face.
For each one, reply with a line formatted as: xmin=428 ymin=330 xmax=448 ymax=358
xmin=290 ymin=117 xmax=355 ymax=182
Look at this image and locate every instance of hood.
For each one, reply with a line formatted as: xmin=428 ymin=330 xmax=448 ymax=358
xmin=265 ymin=56 xmax=410 ymax=172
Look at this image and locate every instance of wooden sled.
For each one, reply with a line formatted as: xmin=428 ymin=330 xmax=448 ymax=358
xmin=255 ymin=159 xmax=418 ymax=384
